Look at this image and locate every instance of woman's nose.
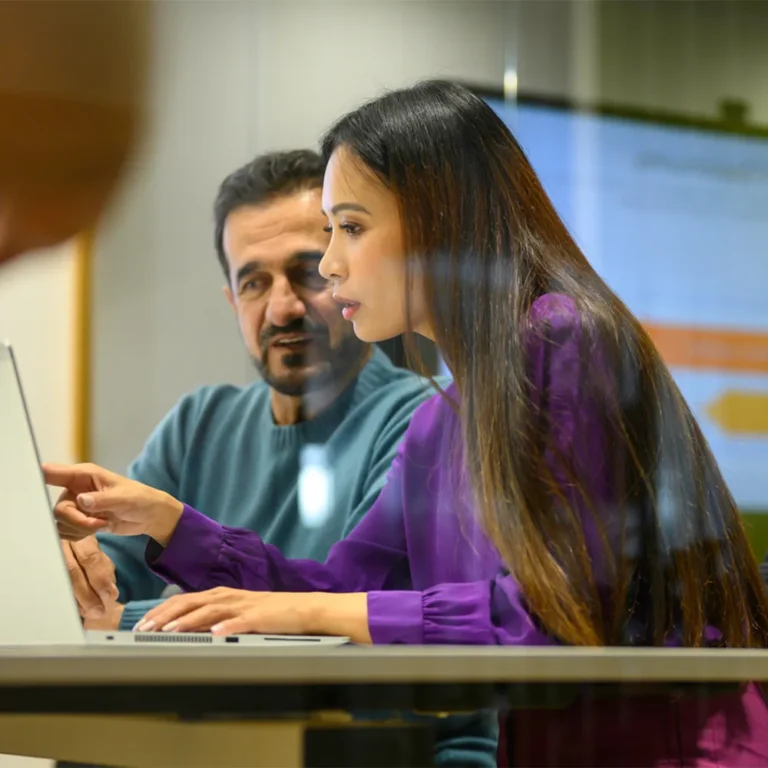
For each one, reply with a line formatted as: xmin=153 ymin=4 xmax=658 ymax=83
xmin=319 ymin=241 xmax=345 ymax=282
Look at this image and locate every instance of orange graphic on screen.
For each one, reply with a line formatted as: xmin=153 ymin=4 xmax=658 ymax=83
xmin=644 ymin=323 xmax=768 ymax=375
xmin=643 ymin=322 xmax=768 ymax=435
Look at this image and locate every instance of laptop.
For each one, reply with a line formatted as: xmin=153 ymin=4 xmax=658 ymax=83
xmin=0 ymin=340 xmax=349 ymax=647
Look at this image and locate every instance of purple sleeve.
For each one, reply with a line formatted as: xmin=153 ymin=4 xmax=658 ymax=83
xmin=151 ymin=503 xmax=555 ymax=644
xmin=151 ymin=500 xmax=556 ymax=645
xmin=148 ymin=448 xmax=412 ymax=595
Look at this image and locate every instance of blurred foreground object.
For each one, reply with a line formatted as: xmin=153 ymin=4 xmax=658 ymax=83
xmin=0 ymin=0 xmax=151 ymax=264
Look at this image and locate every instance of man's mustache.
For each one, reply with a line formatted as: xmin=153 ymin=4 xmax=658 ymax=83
xmin=259 ymin=320 xmax=328 ymax=350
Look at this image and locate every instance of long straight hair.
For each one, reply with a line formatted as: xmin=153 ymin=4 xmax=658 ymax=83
xmin=321 ymin=80 xmax=768 ymax=647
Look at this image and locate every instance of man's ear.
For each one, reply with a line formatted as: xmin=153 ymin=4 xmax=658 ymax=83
xmin=223 ymin=284 xmax=236 ymax=312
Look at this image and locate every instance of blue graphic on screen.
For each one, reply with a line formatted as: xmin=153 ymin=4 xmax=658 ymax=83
xmin=487 ymin=98 xmax=768 ymax=509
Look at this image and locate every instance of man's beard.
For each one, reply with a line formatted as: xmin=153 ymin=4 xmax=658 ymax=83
xmin=252 ymin=319 xmax=368 ymax=397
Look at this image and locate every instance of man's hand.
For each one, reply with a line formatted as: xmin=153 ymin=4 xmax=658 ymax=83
xmin=44 ymin=462 xmax=184 ymax=544
xmin=62 ymin=537 xmax=119 ymax=620
xmin=83 ymin=601 xmax=125 ymax=631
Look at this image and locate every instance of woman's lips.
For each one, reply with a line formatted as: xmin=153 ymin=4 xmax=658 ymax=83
xmin=333 ymin=294 xmax=360 ymax=322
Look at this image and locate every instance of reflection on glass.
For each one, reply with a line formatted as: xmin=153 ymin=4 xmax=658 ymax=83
xmin=299 ymin=444 xmax=333 ymax=529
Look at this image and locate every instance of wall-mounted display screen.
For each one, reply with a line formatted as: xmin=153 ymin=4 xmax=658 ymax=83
xmin=489 ymin=98 xmax=768 ymax=509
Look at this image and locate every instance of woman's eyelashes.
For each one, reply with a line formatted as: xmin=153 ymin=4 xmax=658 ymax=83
xmin=323 ymin=221 xmax=363 ymax=236
xmin=342 ymin=221 xmax=364 ymax=236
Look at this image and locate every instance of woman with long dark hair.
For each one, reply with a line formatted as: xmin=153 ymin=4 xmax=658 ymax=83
xmin=48 ymin=81 xmax=768 ymax=765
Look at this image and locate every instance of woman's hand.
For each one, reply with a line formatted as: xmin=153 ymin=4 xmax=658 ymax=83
xmin=134 ymin=588 xmax=371 ymax=643
xmin=43 ymin=463 xmax=184 ymax=545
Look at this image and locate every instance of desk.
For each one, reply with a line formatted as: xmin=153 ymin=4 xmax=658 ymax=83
xmin=0 ymin=645 xmax=766 ymax=767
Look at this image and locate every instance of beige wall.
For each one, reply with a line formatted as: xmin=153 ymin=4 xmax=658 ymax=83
xmin=519 ymin=0 xmax=768 ymax=122
xmin=0 ymin=241 xmax=77 ymax=467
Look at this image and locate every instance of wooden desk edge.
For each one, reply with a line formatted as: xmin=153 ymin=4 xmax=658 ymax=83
xmin=0 ymin=646 xmax=765 ymax=685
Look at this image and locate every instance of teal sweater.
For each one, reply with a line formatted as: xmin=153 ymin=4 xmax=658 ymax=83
xmin=97 ymin=347 xmax=497 ymax=766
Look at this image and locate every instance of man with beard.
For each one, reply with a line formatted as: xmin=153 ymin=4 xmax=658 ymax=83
xmin=62 ymin=150 xmax=438 ymax=635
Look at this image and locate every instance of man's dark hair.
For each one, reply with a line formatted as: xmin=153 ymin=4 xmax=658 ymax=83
xmin=213 ymin=149 xmax=326 ymax=278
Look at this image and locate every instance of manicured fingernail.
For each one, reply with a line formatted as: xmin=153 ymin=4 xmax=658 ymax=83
xmin=78 ymin=494 xmax=94 ymax=508
xmin=210 ymin=623 xmax=223 ymax=635
xmin=134 ymin=619 xmax=155 ymax=632
xmin=161 ymin=621 xmax=179 ymax=632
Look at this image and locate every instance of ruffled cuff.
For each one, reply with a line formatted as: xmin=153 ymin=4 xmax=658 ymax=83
xmin=422 ymin=581 xmax=499 ymax=644
xmin=367 ymin=584 xmax=502 ymax=645
xmin=146 ymin=505 xmax=225 ymax=592
xmin=372 ymin=581 xmax=550 ymax=646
